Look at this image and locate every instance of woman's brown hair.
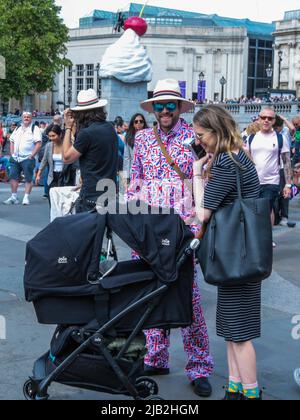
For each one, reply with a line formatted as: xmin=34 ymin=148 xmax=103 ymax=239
xmin=193 ymin=105 xmax=243 ymax=177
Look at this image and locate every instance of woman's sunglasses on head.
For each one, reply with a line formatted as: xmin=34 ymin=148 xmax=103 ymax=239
xmin=152 ymin=102 xmax=178 ymax=113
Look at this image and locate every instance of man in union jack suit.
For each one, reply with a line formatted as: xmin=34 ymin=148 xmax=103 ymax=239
xmin=127 ymin=79 xmax=214 ymax=397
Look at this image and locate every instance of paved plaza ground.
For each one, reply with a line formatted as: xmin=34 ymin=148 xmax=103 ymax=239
xmin=0 ymin=182 xmax=299 ymax=400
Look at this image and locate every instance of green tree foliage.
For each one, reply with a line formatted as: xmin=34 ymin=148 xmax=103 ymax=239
xmin=0 ymin=0 xmax=70 ymax=100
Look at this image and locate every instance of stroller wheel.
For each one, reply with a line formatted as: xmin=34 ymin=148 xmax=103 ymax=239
xmin=23 ymin=380 xmax=38 ymax=401
xmin=135 ymin=377 xmax=159 ymax=398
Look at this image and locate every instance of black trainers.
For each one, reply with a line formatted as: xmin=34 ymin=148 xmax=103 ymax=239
xmin=223 ymin=389 xmax=243 ymax=400
xmin=143 ymin=365 xmax=170 ymax=376
xmin=241 ymin=391 xmax=263 ymax=400
xmin=192 ymin=377 xmax=212 ymax=398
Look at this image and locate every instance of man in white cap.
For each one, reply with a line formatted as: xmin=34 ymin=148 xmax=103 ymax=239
xmin=127 ymin=79 xmax=214 ymax=397
xmin=63 ymin=89 xmax=118 ymax=212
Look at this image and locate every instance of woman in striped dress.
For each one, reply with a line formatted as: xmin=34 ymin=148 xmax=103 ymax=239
xmin=192 ymin=105 xmax=262 ymax=400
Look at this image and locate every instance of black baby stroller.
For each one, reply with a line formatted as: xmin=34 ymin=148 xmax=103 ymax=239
xmin=23 ymin=204 xmax=199 ymax=400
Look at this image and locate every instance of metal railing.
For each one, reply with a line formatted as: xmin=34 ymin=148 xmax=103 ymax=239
xmin=182 ymin=101 xmax=300 ymax=126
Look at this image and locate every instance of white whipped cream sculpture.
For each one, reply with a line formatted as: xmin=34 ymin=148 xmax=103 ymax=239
xmin=100 ymin=17 xmax=152 ymax=84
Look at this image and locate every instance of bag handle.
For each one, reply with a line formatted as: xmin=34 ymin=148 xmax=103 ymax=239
xmin=153 ymin=123 xmax=187 ymax=181
xmin=231 ymin=153 xmax=243 ymax=200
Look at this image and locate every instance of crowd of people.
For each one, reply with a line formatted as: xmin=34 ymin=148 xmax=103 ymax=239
xmin=194 ymin=94 xmax=299 ymax=106
xmin=0 ymin=80 xmax=300 ymax=399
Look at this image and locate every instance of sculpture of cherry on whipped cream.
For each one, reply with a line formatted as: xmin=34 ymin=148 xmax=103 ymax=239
xmin=124 ymin=16 xmax=148 ymax=37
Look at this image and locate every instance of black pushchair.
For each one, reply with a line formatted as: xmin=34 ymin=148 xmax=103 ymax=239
xmin=23 ymin=205 xmax=198 ymax=400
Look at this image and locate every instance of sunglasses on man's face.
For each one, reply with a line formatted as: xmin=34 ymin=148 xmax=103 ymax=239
xmin=152 ymin=102 xmax=178 ymax=113
xmin=259 ymin=116 xmax=275 ymax=121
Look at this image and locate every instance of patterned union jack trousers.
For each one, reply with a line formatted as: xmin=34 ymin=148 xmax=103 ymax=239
xmin=144 ymin=277 xmax=214 ymax=382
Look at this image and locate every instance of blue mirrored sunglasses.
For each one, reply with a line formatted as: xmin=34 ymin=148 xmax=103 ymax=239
xmin=152 ymin=102 xmax=178 ymax=113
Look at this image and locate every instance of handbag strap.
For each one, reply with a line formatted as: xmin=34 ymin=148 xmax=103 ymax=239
xmin=231 ymin=153 xmax=243 ymax=200
xmin=153 ymin=123 xmax=188 ymax=181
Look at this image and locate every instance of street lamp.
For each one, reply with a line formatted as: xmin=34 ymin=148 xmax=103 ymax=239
xmin=265 ymin=64 xmax=273 ymax=100
xmin=95 ymin=63 xmax=101 ymax=98
xmin=67 ymin=87 xmax=72 ymax=108
xmin=219 ymin=76 xmax=227 ymax=103
xmin=277 ymin=50 xmax=283 ymax=89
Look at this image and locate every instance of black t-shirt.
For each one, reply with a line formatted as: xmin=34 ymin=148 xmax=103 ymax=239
xmin=74 ymin=121 xmax=118 ymax=200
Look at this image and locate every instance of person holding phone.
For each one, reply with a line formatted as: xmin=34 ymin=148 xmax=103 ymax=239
xmin=193 ymin=105 xmax=263 ymax=400
xmin=127 ymin=79 xmax=214 ymax=398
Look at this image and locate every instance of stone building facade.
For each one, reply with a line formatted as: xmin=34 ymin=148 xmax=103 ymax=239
xmin=53 ymin=3 xmax=275 ymax=111
xmin=273 ymin=10 xmax=300 ymax=97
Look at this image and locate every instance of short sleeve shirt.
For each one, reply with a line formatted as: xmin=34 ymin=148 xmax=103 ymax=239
xmin=74 ymin=121 xmax=118 ymax=200
xmin=247 ymin=131 xmax=290 ymax=185
xmin=204 ymin=150 xmax=260 ymax=211
xmin=11 ymin=125 xmax=42 ymax=162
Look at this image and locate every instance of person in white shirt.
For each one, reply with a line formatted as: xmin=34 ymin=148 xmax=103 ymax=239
xmin=3 ymin=112 xmax=41 ymax=206
xmin=247 ymin=108 xmax=292 ymax=245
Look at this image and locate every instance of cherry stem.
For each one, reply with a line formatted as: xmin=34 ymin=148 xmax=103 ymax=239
xmin=139 ymin=0 xmax=149 ymax=18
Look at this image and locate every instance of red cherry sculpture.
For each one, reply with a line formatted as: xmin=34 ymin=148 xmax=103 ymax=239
xmin=124 ymin=16 xmax=148 ymax=37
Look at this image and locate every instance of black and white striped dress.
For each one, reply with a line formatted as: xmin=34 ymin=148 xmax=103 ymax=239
xmin=204 ymin=150 xmax=262 ymax=343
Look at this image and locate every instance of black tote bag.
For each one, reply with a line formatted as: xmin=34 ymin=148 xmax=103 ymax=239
xmin=197 ymin=156 xmax=273 ymax=287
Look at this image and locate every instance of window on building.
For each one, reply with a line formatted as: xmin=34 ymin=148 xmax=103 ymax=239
xmin=76 ymin=65 xmax=84 ymax=77
xmin=247 ymin=38 xmax=274 ymax=98
xmin=167 ymin=52 xmax=177 ymax=69
xmin=86 ymin=64 xmax=94 ymax=77
xmin=76 ymin=78 xmax=84 ymax=95
xmin=68 ymin=66 xmax=73 ymax=77
xmin=196 ymin=56 xmax=202 ymax=71
xmin=86 ymin=78 xmax=94 ymax=90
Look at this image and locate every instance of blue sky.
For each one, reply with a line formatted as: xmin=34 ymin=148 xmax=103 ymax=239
xmin=55 ymin=0 xmax=300 ymax=28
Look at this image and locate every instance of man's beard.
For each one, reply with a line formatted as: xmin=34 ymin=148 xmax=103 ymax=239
xmin=158 ymin=114 xmax=179 ymax=131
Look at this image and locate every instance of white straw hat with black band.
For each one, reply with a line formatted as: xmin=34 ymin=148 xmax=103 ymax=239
xmin=140 ymin=79 xmax=194 ymax=114
xmin=71 ymin=89 xmax=108 ymax=112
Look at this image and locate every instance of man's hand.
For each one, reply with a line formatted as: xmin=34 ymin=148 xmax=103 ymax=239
xmin=64 ymin=108 xmax=75 ymax=129
xmin=283 ymin=186 xmax=291 ymax=199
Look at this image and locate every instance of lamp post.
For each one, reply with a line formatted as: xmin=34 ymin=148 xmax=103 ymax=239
xmin=277 ymin=50 xmax=283 ymax=89
xmin=265 ymin=64 xmax=273 ymax=100
xmin=95 ymin=63 xmax=101 ymax=98
xmin=198 ymin=72 xmax=205 ymax=103
xmin=219 ymin=76 xmax=227 ymax=103
xmin=67 ymin=87 xmax=72 ymax=108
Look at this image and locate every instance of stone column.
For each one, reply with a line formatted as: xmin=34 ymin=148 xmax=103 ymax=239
xmin=101 ymin=77 xmax=148 ymax=123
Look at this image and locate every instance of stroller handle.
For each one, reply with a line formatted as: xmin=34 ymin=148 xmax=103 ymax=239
xmin=177 ymin=239 xmax=200 ymax=270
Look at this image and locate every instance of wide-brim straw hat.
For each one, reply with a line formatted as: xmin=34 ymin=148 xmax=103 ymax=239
xmin=71 ymin=89 xmax=108 ymax=112
xmin=141 ymin=79 xmax=194 ymax=114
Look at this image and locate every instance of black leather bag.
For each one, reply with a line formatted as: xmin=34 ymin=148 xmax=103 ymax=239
xmin=197 ymin=156 xmax=273 ymax=287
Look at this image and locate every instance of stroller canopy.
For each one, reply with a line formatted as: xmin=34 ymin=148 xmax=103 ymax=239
xmin=24 ymin=203 xmax=193 ymax=302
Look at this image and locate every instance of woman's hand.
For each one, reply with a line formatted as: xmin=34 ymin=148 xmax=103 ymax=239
xmin=35 ymin=174 xmax=41 ymax=186
xmin=64 ymin=108 xmax=75 ymax=129
xmin=193 ymin=154 xmax=210 ymax=176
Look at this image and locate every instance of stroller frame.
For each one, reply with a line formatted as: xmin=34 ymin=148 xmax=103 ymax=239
xmin=24 ymin=210 xmax=198 ymax=401
xmin=24 ymin=284 xmax=168 ymax=401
